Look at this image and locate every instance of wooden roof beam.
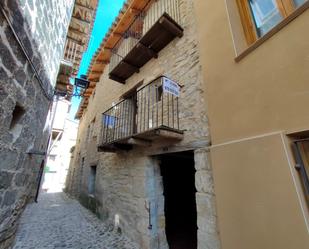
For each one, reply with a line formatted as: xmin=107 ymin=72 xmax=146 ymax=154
xmin=130 ymin=7 xmax=142 ymax=15
xmin=72 ymin=16 xmax=91 ymax=25
xmin=89 ymin=82 xmax=96 ymax=88
xmin=75 ymin=2 xmax=95 ymax=11
xmin=88 ymin=77 xmax=100 ymax=82
xmin=91 ymin=70 xmax=103 ymax=74
xmin=68 ymin=26 xmax=88 ymax=36
xmin=66 ymin=36 xmax=84 ymax=46
xmin=96 ymin=59 xmax=109 ymax=65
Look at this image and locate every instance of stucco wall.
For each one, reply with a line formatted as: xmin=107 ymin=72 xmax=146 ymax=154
xmin=193 ymin=0 xmax=309 ymax=248
xmin=211 ymin=133 xmax=309 ymax=249
xmin=194 ymin=0 xmax=309 ymax=144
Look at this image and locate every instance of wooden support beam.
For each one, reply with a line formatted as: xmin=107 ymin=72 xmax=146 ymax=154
xmin=56 ymin=81 xmax=69 ymax=86
xmin=85 ymin=89 xmax=93 ymax=94
xmin=127 ymin=138 xmax=151 ymax=146
xmin=74 ymin=2 xmax=95 ymax=11
xmin=121 ymin=61 xmax=140 ymax=73
xmin=97 ymin=145 xmax=116 ymax=153
xmin=66 ymin=36 xmax=84 ymax=46
xmin=88 ymin=77 xmax=100 ymax=82
xmin=159 ymin=15 xmax=184 ymax=38
xmin=155 ymin=129 xmax=184 ymax=140
xmin=89 ymin=82 xmax=96 ymax=88
xmin=137 ymin=43 xmax=158 ymax=58
xmin=72 ymin=16 xmax=91 ymax=25
xmin=68 ymin=26 xmax=88 ymax=36
xmin=109 ymin=74 xmax=126 ymax=84
xmin=111 ymin=32 xmax=123 ymax=38
xmin=114 ymin=143 xmax=133 ymax=151
xmin=96 ymin=59 xmax=109 ymax=64
xmin=57 ymin=73 xmax=71 ymax=78
xmin=130 ymin=7 xmax=142 ymax=15
xmin=91 ymin=70 xmax=103 ymax=74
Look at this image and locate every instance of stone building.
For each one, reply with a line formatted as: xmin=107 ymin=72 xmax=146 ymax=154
xmin=44 ymin=0 xmax=98 ymax=194
xmin=67 ymin=0 xmax=309 ymax=249
xmin=0 ymin=0 xmax=97 ymax=248
xmin=193 ymin=0 xmax=309 ymax=249
xmin=66 ymin=0 xmax=220 ymax=248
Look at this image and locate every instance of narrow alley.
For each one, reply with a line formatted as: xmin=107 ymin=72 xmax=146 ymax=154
xmin=1 ymin=0 xmax=309 ymax=248
xmin=12 ymin=193 xmax=138 ymax=249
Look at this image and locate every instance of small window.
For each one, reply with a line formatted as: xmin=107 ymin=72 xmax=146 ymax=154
xmin=88 ymin=165 xmax=97 ymax=195
xmin=86 ymin=125 xmax=91 ymax=141
xmin=88 ymin=118 xmax=96 ymax=142
xmin=293 ymin=140 xmax=309 ymax=202
xmin=237 ymin=0 xmax=308 ymax=44
xmin=10 ymin=103 xmax=25 ymax=130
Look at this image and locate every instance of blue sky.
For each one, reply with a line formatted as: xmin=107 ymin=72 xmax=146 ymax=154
xmin=69 ymin=0 xmax=126 ymax=120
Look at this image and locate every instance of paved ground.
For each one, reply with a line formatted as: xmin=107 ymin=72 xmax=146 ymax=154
xmin=12 ymin=193 xmax=139 ymax=249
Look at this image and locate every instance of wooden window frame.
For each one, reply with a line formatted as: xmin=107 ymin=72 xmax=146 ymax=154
xmin=237 ymin=0 xmax=299 ymax=45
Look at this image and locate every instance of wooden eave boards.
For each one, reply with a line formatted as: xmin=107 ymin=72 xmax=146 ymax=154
xmin=76 ymin=0 xmax=149 ymax=119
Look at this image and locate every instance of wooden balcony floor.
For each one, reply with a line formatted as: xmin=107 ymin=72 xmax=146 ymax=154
xmin=109 ymin=13 xmax=183 ymax=84
xmin=98 ymin=126 xmax=184 ymax=152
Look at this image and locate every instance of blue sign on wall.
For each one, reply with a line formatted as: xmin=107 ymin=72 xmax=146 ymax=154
xmin=103 ymin=115 xmax=116 ymax=128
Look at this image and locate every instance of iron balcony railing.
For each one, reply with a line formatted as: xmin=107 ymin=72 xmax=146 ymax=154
xmin=63 ymin=39 xmax=82 ymax=66
xmin=100 ymin=76 xmax=180 ymax=146
xmin=109 ymin=0 xmax=181 ymax=73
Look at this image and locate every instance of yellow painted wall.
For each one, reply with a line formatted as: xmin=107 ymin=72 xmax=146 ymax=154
xmin=211 ymin=134 xmax=309 ymax=249
xmin=194 ymin=0 xmax=309 ymax=144
xmin=193 ymin=0 xmax=309 ymax=248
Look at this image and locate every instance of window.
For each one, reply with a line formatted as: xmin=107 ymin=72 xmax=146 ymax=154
xmin=86 ymin=125 xmax=90 ymax=141
xmin=294 ymin=0 xmax=307 ymax=7
xmin=88 ymin=165 xmax=97 ymax=195
xmin=87 ymin=118 xmax=96 ymax=142
xmin=237 ymin=0 xmax=308 ymax=44
xmin=293 ymin=140 xmax=309 ymax=202
xmin=10 ymin=103 xmax=25 ymax=130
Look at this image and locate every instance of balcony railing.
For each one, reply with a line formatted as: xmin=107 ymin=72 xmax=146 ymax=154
xmin=109 ymin=0 xmax=183 ymax=84
xmin=63 ymin=39 xmax=82 ymax=66
xmin=99 ymin=76 xmax=183 ymax=151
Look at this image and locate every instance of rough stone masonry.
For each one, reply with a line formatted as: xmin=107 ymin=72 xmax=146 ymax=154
xmin=66 ymin=0 xmax=221 ymax=248
xmin=0 ymin=0 xmax=73 ymax=248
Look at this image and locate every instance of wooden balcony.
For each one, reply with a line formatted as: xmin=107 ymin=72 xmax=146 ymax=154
xmin=98 ymin=76 xmax=183 ymax=152
xmin=109 ymin=0 xmax=183 ymax=84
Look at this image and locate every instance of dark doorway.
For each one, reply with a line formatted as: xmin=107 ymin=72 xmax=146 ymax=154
xmin=88 ymin=165 xmax=97 ymax=195
xmin=159 ymin=151 xmax=197 ymax=249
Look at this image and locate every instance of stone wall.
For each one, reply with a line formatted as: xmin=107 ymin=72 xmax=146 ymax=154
xmin=66 ymin=0 xmax=220 ymax=248
xmin=194 ymin=149 xmax=221 ymax=249
xmin=2 ymin=0 xmax=74 ymax=88
xmin=0 ymin=0 xmax=73 ymax=247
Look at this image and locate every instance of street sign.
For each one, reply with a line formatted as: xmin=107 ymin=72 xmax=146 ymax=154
xmin=162 ymin=77 xmax=180 ymax=97
xmin=74 ymin=77 xmax=89 ymax=89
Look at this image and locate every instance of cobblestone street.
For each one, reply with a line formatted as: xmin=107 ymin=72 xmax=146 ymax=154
xmin=12 ymin=193 xmax=139 ymax=249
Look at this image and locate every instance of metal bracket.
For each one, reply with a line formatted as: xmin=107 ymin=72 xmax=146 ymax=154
xmin=145 ymin=201 xmax=152 ymax=230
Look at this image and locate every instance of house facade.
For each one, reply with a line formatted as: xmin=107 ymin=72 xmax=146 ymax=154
xmin=0 ymin=0 xmax=97 ymax=248
xmin=66 ymin=0 xmax=220 ymax=248
xmin=67 ymin=0 xmax=309 ymax=249
xmin=43 ymin=0 xmax=98 ymax=194
xmin=194 ymin=0 xmax=309 ymax=249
